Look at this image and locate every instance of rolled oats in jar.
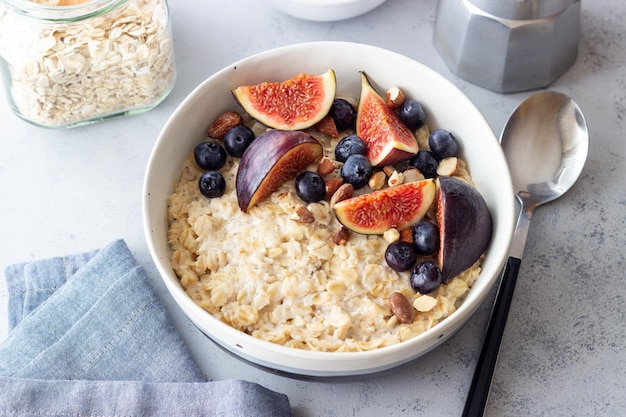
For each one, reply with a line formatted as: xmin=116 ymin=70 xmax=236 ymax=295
xmin=0 ymin=0 xmax=175 ymax=128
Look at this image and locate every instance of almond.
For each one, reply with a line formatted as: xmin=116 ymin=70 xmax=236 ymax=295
xmin=316 ymin=115 xmax=339 ymax=138
xmin=383 ymin=228 xmax=400 ymax=243
xmin=413 ymin=295 xmax=438 ymax=312
xmin=382 ymin=165 xmax=395 ymax=176
xmin=436 ymin=156 xmax=458 ymax=176
xmin=368 ymin=171 xmax=386 ymax=190
xmin=317 ymin=157 xmax=336 ymax=176
xmin=402 ymin=167 xmax=425 ymax=183
xmin=329 ymin=183 xmax=354 ymax=207
xmin=291 ymin=206 xmax=315 ymax=224
xmin=386 ymin=86 xmax=405 ymax=109
xmin=389 ymin=292 xmax=414 ymax=324
xmin=325 ymin=177 xmax=344 ymax=198
xmin=333 ymin=226 xmax=350 ymax=245
xmin=399 ymin=227 xmax=414 ymax=243
xmin=207 ymin=111 xmax=243 ymax=139
xmin=387 ymin=170 xmax=403 ymax=187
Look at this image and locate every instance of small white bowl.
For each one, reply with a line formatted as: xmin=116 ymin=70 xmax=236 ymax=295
xmin=266 ymin=0 xmax=386 ymax=21
xmin=143 ymin=41 xmax=515 ymax=379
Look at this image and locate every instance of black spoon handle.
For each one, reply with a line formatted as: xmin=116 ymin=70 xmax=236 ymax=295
xmin=462 ymin=256 xmax=522 ymax=417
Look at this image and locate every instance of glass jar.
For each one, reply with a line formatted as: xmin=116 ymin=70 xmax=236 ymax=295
xmin=0 ymin=0 xmax=175 ymax=128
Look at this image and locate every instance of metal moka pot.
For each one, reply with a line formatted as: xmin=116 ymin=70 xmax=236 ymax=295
xmin=433 ymin=0 xmax=581 ymax=93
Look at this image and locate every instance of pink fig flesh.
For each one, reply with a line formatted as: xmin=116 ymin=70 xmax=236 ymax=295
xmin=333 ymin=179 xmax=436 ymax=235
xmin=232 ymin=70 xmax=336 ymax=131
xmin=356 ymin=72 xmax=419 ymax=167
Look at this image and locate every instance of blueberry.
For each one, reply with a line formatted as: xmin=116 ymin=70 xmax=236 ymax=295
xmin=428 ymin=129 xmax=458 ymax=159
xmin=329 ymin=98 xmax=356 ymax=131
xmin=340 ymin=154 xmax=372 ymax=189
xmin=398 ymin=99 xmax=426 ymax=131
xmin=409 ymin=150 xmax=439 ymax=178
xmin=334 ymin=134 xmax=367 ymax=163
xmin=194 ymin=141 xmax=227 ymax=170
xmin=224 ymin=125 xmax=255 ymax=157
xmin=198 ymin=170 xmax=226 ymax=199
xmin=385 ymin=241 xmax=418 ymax=272
xmin=411 ymin=221 xmax=440 ymax=255
xmin=410 ymin=261 xmax=443 ymax=294
xmin=295 ymin=171 xmax=326 ymax=203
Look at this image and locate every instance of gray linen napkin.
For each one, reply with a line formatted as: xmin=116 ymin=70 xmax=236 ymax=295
xmin=0 ymin=239 xmax=291 ymax=416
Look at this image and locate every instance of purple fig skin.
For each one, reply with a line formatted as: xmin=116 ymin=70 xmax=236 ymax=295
xmin=437 ymin=176 xmax=493 ymax=282
xmin=236 ymin=129 xmax=323 ymax=212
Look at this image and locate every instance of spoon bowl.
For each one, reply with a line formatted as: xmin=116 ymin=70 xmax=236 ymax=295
xmin=503 ymin=91 xmax=589 ymax=209
xmin=463 ymin=91 xmax=589 ymax=416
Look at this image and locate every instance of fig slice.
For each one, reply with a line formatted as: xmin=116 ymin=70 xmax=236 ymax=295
xmin=436 ymin=176 xmax=493 ymax=281
xmin=356 ymin=72 xmax=419 ymax=167
xmin=236 ymin=129 xmax=323 ymax=212
xmin=333 ymin=179 xmax=436 ymax=235
xmin=232 ymin=69 xmax=336 ymax=131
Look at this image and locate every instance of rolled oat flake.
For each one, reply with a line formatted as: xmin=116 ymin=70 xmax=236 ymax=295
xmin=0 ymin=0 xmax=175 ymax=128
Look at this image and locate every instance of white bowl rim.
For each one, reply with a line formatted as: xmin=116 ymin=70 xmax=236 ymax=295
xmin=143 ymin=40 xmax=515 ymax=377
xmin=272 ymin=0 xmax=381 ymax=6
xmin=266 ymin=0 xmax=386 ymax=21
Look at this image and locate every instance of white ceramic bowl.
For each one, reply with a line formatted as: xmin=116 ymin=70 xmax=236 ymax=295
xmin=143 ymin=41 xmax=515 ymax=379
xmin=266 ymin=0 xmax=386 ymax=21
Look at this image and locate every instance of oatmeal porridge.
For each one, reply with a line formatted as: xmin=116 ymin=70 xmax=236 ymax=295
xmin=167 ymin=116 xmax=484 ymax=352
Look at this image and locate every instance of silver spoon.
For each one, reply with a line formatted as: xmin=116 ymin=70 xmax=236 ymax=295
xmin=462 ymin=91 xmax=589 ymax=417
